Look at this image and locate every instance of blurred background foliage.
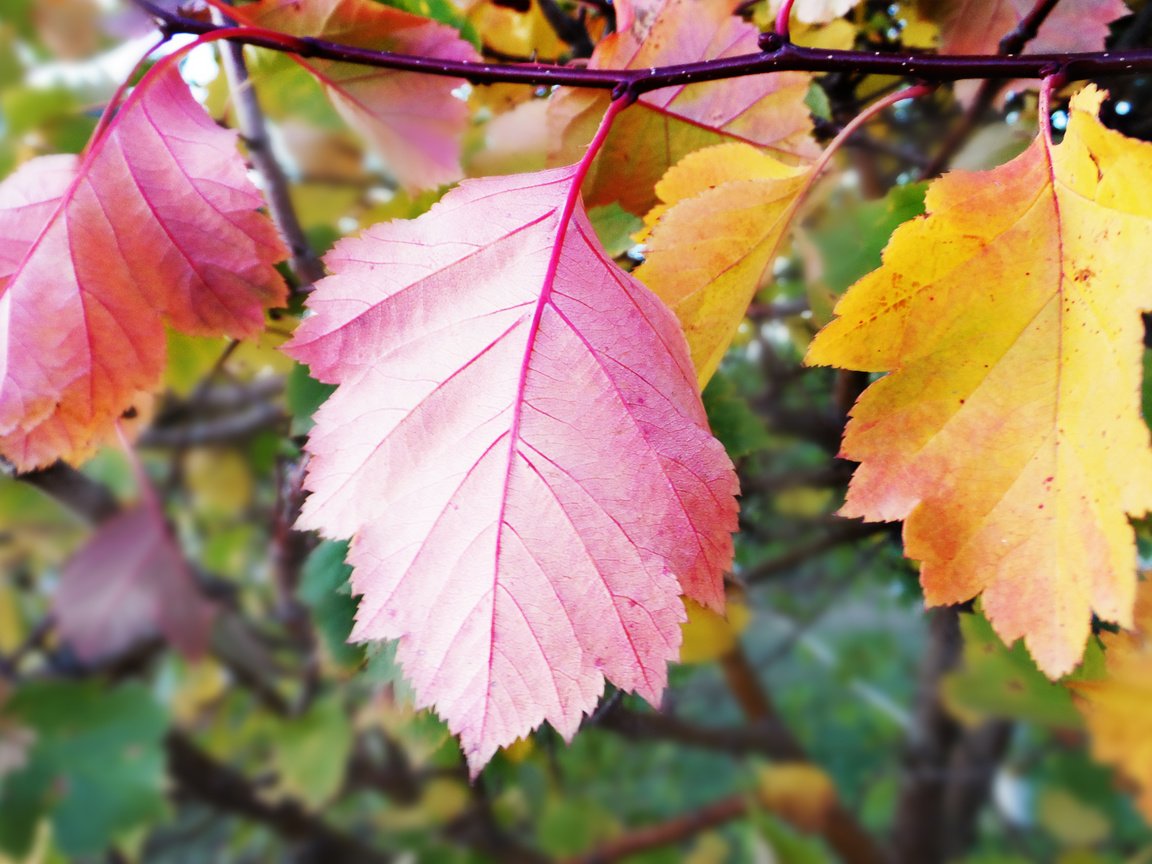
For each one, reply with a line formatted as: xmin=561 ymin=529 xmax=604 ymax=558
xmin=2 ymin=0 xmax=1152 ymax=862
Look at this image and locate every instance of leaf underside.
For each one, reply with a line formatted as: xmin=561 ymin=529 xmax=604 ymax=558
xmin=286 ymin=166 xmax=737 ymax=772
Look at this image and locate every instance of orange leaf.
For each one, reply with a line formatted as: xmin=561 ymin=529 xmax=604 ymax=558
xmin=547 ymin=0 xmax=814 ymax=215
xmin=807 ymin=86 xmax=1152 ymax=677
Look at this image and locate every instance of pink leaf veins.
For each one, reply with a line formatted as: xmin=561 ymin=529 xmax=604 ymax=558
xmin=286 ymin=153 xmax=738 ymax=772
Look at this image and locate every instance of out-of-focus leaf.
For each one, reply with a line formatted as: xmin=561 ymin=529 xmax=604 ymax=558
xmin=703 ymin=372 xmax=771 ymax=459
xmin=54 ymin=506 xmax=215 ymax=663
xmin=1069 ymin=579 xmax=1152 ymax=822
xmin=679 ymin=595 xmax=751 ymax=663
xmin=0 ymin=682 xmax=168 ymax=858
xmin=757 ymin=762 xmax=838 ymax=832
xmin=184 ymin=448 xmax=254 ymax=518
xmin=271 ymin=696 xmax=353 ymax=808
xmin=810 ymin=182 xmax=927 ymax=298
xmin=588 ymin=203 xmax=642 ymax=259
xmin=244 ymin=0 xmax=479 ymax=190
xmin=549 ymin=0 xmax=814 ymax=216
xmin=942 ymin=611 xmax=1083 ymax=729
xmin=1038 ymin=788 xmax=1111 ymax=847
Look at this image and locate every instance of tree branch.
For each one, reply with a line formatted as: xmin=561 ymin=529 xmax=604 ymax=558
xmin=166 ymin=731 xmax=394 ymax=864
xmin=135 ymin=0 xmax=1152 ymax=93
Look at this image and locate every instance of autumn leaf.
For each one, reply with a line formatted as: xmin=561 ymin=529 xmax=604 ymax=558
xmin=807 ymin=86 xmax=1152 ymax=677
xmin=285 ymin=165 xmax=738 ymax=772
xmin=54 ymin=505 xmax=215 ymax=663
xmin=924 ymin=0 xmax=1129 ymax=57
xmin=547 ymin=0 xmax=814 ymax=214
xmin=1068 ymin=579 xmax=1152 ymax=822
xmin=922 ymin=0 xmax=1129 ymax=104
xmin=244 ymin=0 xmax=479 ymax=190
xmin=0 ymin=64 xmax=286 ymax=471
xmin=635 ymin=142 xmax=810 ymax=386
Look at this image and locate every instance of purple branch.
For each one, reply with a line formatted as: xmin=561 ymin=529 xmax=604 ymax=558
xmin=136 ymin=0 xmax=1152 ymax=93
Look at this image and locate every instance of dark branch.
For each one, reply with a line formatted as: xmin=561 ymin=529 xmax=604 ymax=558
xmin=135 ymin=0 xmax=1152 ymax=93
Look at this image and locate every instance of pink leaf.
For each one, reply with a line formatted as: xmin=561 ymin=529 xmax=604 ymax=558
xmin=286 ymin=166 xmax=738 ymax=772
xmin=55 ymin=506 xmax=215 ymax=663
xmin=0 ymin=64 xmax=287 ymax=470
xmin=245 ymin=0 xmax=479 ymax=191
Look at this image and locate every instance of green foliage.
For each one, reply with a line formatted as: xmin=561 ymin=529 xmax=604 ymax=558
xmin=0 ymin=683 xmax=168 ymax=857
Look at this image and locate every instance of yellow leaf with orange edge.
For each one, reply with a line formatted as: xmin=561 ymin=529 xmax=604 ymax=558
xmin=1068 ymin=578 xmax=1152 ymax=823
xmin=635 ymin=142 xmax=811 ymax=386
xmin=807 ymin=86 xmax=1152 ymax=678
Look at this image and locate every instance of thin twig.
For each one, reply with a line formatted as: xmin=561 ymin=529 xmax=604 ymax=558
xmin=213 ymin=4 xmax=326 ymax=291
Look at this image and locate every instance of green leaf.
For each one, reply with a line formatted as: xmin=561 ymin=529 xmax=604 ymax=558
xmin=271 ymin=696 xmax=353 ymax=808
xmin=589 ymin=203 xmax=643 ymax=259
xmin=941 ymin=610 xmax=1082 ymax=729
xmin=286 ymin=363 xmax=337 ymax=436
xmin=0 ymin=682 xmax=168 ymax=857
xmin=703 ymin=371 xmax=770 ymax=459
xmin=811 ymin=182 xmax=927 ymax=296
xmin=299 ymin=540 xmax=363 ymax=667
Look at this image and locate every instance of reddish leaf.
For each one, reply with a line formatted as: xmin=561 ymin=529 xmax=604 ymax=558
xmin=548 ymin=0 xmax=815 ymax=214
xmin=286 ymin=166 xmax=738 ymax=772
xmin=927 ymin=0 xmax=1129 ymax=56
xmin=55 ymin=506 xmax=214 ymax=663
xmin=245 ymin=0 xmax=479 ymax=190
xmin=0 ymin=65 xmax=287 ymax=470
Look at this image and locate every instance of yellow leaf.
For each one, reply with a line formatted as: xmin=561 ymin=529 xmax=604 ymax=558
xmin=0 ymin=582 xmax=24 ymax=654
xmin=501 ymin=735 xmax=535 ymax=762
xmin=184 ymin=447 xmax=254 ymax=517
xmin=635 ymin=142 xmax=810 ymax=386
xmin=807 ymin=86 xmax=1152 ymax=677
xmin=756 ymin=762 xmax=837 ymax=831
xmin=1069 ymin=579 xmax=1152 ymax=824
xmin=679 ymin=595 xmax=751 ymax=663
xmin=1037 ymin=788 xmax=1111 ymax=846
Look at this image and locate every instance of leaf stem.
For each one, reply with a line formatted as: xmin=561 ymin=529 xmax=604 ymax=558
xmin=85 ymin=33 xmax=170 ymax=155
xmin=1039 ymin=72 xmax=1065 ymax=147
xmin=774 ymin=0 xmax=795 ymax=41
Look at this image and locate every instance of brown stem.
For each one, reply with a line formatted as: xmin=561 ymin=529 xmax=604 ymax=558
xmin=11 ymin=461 xmax=121 ymax=523
xmin=891 ymin=607 xmax=964 ymax=864
xmin=719 ymin=646 xmax=890 ymax=864
xmin=213 ymin=6 xmax=326 ymax=291
xmin=562 ymin=794 xmax=749 ymax=864
xmin=166 ymin=731 xmax=394 ymax=864
xmin=138 ymin=0 xmax=1152 ymax=93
